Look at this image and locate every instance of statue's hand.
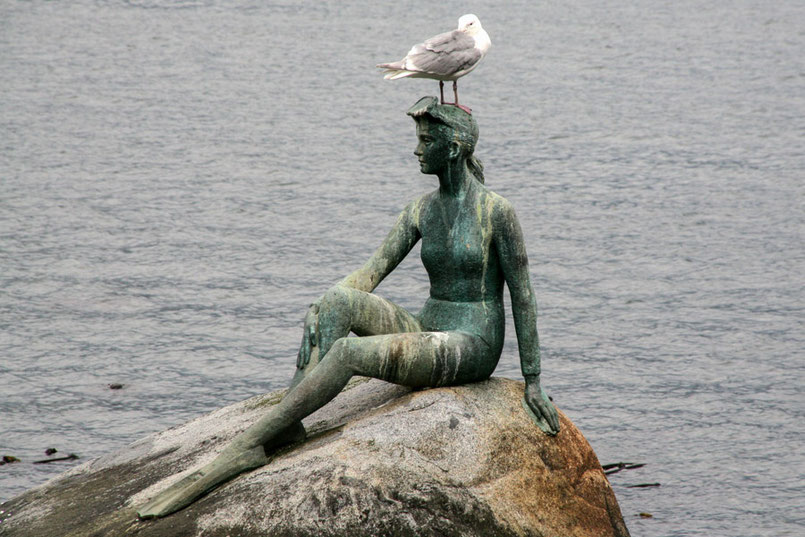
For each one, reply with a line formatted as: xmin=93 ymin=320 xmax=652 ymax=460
xmin=524 ymin=376 xmax=560 ymax=436
xmin=296 ymin=300 xmax=320 ymax=370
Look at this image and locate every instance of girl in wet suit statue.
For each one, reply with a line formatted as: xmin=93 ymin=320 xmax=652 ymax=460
xmin=138 ymin=96 xmax=560 ymax=519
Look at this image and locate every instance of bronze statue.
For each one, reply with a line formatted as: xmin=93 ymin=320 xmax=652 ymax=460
xmin=138 ymin=97 xmax=559 ymax=519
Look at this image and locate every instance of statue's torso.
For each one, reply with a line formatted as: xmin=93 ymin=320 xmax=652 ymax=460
xmin=416 ymin=185 xmax=505 ymax=352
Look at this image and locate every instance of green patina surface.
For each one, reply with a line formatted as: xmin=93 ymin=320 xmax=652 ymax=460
xmin=137 ymin=97 xmax=560 ymax=519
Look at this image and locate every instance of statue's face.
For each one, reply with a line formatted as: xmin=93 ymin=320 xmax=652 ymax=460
xmin=414 ymin=120 xmax=452 ymax=175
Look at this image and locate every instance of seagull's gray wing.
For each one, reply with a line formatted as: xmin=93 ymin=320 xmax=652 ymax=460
xmin=405 ymin=30 xmax=480 ymax=76
xmin=424 ymin=29 xmax=477 ymax=54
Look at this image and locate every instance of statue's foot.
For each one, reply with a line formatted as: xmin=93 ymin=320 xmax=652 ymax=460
xmin=264 ymin=420 xmax=306 ymax=452
xmin=137 ymin=421 xmax=306 ymax=519
xmin=137 ymin=444 xmax=269 ymax=519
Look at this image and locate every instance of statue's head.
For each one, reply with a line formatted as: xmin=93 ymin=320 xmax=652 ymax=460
xmin=407 ymin=97 xmax=484 ymax=183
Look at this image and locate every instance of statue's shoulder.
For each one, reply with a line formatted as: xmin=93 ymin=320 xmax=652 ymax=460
xmin=407 ymin=190 xmax=438 ymax=212
xmin=481 ymin=186 xmax=507 ymax=203
xmin=420 ymin=189 xmax=440 ymax=204
xmin=478 ymin=186 xmax=516 ymax=216
xmin=401 ymin=191 xmax=437 ymax=227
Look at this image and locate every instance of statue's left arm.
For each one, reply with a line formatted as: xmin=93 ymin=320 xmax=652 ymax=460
xmin=296 ymin=199 xmax=422 ymax=370
xmin=493 ymin=199 xmax=560 ymax=436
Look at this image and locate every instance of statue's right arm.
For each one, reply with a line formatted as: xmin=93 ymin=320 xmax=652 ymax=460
xmin=337 ymin=198 xmax=423 ymax=293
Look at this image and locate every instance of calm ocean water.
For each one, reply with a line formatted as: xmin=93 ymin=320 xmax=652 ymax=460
xmin=1 ymin=1 xmax=803 ymax=535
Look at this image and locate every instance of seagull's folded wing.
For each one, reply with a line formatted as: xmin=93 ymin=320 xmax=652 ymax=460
xmin=404 ymin=30 xmax=480 ymax=76
xmin=425 ymin=29 xmax=476 ymax=54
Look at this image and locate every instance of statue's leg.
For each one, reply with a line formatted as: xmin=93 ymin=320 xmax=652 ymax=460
xmin=138 ymin=328 xmax=493 ymax=519
xmin=290 ymin=285 xmax=422 ymax=389
xmin=236 ymin=330 xmax=495 ymax=452
xmin=139 ymin=287 xmax=424 ymax=519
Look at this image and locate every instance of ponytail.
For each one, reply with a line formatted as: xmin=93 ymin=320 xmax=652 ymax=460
xmin=468 ymin=155 xmax=485 ymax=184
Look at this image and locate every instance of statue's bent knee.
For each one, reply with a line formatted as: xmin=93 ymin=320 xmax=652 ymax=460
xmin=321 ymin=284 xmax=353 ymax=311
xmin=326 ymin=337 xmax=350 ymax=362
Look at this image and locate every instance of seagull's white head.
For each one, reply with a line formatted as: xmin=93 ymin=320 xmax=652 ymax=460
xmin=458 ymin=14 xmax=483 ymax=35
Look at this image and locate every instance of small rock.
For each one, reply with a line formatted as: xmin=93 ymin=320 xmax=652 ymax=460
xmin=45 ymin=448 xmax=58 ymax=456
xmin=33 ymin=453 xmax=79 ymax=464
xmin=1 ymin=455 xmax=21 ymax=464
xmin=638 ymin=512 xmax=653 ymax=518
xmin=108 ymin=383 xmax=124 ymax=390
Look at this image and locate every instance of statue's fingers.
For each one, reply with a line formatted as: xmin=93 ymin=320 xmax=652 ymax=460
xmin=550 ymin=402 xmax=560 ymax=430
xmin=296 ymin=329 xmax=307 ymax=368
xmin=548 ymin=408 xmax=560 ymax=433
xmin=537 ymin=399 xmax=559 ymax=435
xmin=298 ymin=329 xmax=308 ymax=368
xmin=297 ymin=338 xmax=310 ymax=369
xmin=302 ymin=339 xmax=311 ymax=368
xmin=538 ymin=389 xmax=559 ymax=432
xmin=548 ymin=412 xmax=559 ymax=433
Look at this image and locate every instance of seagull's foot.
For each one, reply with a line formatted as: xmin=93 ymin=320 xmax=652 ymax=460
xmin=445 ymin=102 xmax=472 ymax=114
xmin=137 ymin=421 xmax=306 ymax=519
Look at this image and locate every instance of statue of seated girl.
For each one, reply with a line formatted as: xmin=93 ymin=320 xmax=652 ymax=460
xmin=138 ymin=96 xmax=560 ymax=519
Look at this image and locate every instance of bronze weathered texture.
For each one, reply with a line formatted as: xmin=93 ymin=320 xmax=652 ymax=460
xmin=137 ymin=97 xmax=559 ymax=519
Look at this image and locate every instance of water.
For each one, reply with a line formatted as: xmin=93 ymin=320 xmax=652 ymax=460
xmin=1 ymin=1 xmax=803 ymax=535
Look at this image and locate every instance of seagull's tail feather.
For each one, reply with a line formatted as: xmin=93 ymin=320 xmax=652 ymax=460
xmin=382 ymin=69 xmax=417 ymax=80
xmin=377 ymin=60 xmax=418 ymax=79
xmin=377 ymin=60 xmax=420 ymax=79
xmin=376 ymin=60 xmax=404 ymax=70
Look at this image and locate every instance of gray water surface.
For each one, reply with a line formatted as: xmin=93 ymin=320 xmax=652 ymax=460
xmin=2 ymin=1 xmax=804 ymax=536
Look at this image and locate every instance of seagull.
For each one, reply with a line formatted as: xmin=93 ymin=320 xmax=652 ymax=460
xmin=377 ymin=14 xmax=491 ymax=113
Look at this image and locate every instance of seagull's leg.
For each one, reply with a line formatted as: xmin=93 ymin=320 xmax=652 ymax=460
xmin=439 ymin=81 xmax=445 ymax=104
xmin=452 ymin=81 xmax=472 ymax=114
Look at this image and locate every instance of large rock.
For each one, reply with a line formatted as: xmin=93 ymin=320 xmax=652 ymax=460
xmin=0 ymin=377 xmax=630 ymax=537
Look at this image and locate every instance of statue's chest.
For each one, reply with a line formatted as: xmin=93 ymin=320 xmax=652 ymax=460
xmin=419 ymin=206 xmax=490 ymax=278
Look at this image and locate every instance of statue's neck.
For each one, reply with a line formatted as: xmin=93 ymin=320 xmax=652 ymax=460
xmin=437 ymin=161 xmax=472 ymax=198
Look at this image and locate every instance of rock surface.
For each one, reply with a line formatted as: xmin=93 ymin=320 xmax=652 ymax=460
xmin=0 ymin=377 xmax=630 ymax=537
